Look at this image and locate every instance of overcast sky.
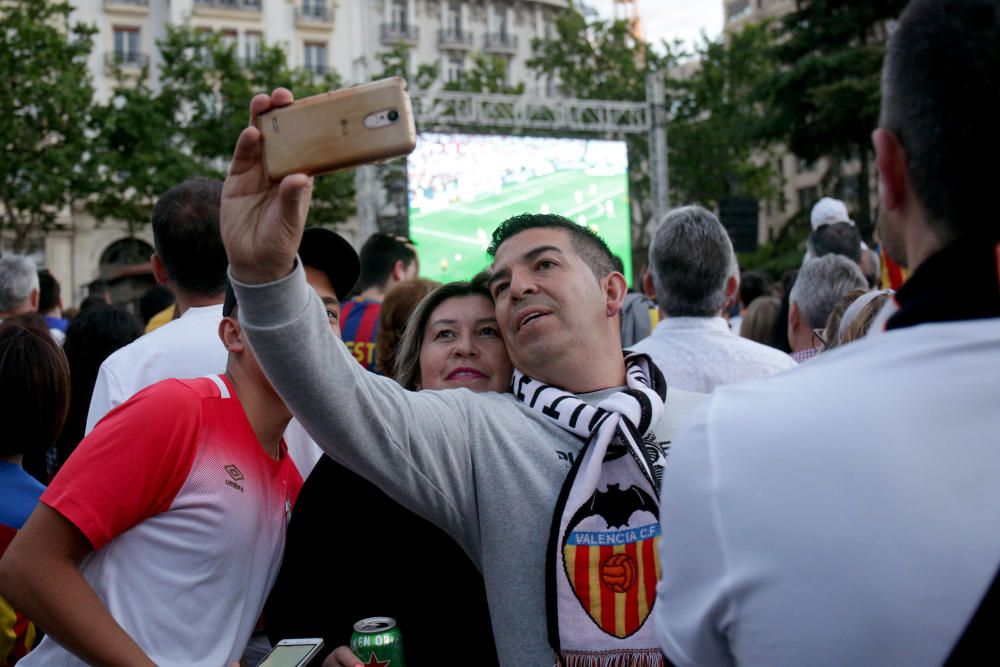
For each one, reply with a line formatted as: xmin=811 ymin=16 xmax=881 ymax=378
xmin=588 ymin=0 xmax=725 ymax=52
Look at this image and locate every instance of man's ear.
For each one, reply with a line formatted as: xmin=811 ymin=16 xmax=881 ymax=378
xmin=873 ymin=128 xmax=909 ymax=215
xmin=390 ymin=259 xmax=407 ymax=283
xmin=604 ymin=271 xmax=628 ymax=318
xmin=642 ymin=270 xmax=656 ymax=301
xmin=28 ymin=288 xmax=40 ymax=311
xmin=151 ymin=253 xmax=169 ymax=286
xmin=218 ymin=317 xmax=245 ymax=353
xmin=788 ymin=301 xmax=801 ymax=335
xmin=724 ymin=274 xmax=740 ymax=311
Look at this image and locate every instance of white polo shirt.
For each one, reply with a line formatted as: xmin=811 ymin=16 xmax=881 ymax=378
xmin=630 ymin=317 xmax=795 ymax=393
xmin=86 ymin=304 xmax=227 ymax=434
xmin=655 ymin=318 xmax=1000 ymax=666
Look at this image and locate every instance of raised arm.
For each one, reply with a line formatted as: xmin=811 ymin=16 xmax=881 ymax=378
xmin=0 ymin=505 xmax=155 ymax=667
xmin=221 ymin=90 xmax=482 ymax=553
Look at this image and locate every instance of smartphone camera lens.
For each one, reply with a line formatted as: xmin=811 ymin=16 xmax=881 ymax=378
xmin=388 ymin=109 xmax=399 ymax=122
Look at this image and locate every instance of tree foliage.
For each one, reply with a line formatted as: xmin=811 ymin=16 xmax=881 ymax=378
xmin=0 ymin=1 xmax=96 ymax=253
xmin=528 ymin=7 xmax=776 ymax=260
xmin=445 ymin=53 xmax=525 ymax=95
xmin=665 ymin=24 xmax=777 ymax=210
xmin=89 ymin=26 xmax=355 ymax=230
xmin=758 ymin=0 xmax=908 ymax=236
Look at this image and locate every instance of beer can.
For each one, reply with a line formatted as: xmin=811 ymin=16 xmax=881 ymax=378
xmin=350 ymin=616 xmax=406 ymax=667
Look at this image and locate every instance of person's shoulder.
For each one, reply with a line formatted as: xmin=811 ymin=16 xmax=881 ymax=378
xmin=727 ymin=335 xmax=797 ymax=368
xmin=124 ymin=376 xmax=216 ymax=415
xmin=665 ymin=387 xmax=708 ymax=417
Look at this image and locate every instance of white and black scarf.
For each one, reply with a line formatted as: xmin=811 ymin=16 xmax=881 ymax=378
xmin=513 ymin=353 xmax=668 ymax=667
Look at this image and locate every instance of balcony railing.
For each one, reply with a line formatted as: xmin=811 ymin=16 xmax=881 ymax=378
xmin=438 ymin=28 xmax=473 ymax=49
xmin=104 ymin=51 xmax=149 ymax=70
xmin=380 ymin=22 xmax=419 ymax=45
xmin=297 ymin=4 xmax=332 ymax=24
xmin=104 ymin=0 xmax=149 ymax=6
xmin=484 ymin=32 xmax=518 ymax=52
xmin=193 ymin=0 xmax=262 ymax=12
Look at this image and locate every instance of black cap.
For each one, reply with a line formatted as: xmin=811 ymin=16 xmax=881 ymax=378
xmin=223 ymin=227 xmax=360 ymax=317
xmin=299 ymin=227 xmax=360 ymax=302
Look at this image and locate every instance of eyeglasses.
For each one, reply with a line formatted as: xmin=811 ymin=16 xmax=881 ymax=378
xmin=812 ymin=328 xmax=827 ymax=351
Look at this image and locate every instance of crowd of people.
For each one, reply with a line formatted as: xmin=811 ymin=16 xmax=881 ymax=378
xmin=0 ymin=0 xmax=998 ymax=665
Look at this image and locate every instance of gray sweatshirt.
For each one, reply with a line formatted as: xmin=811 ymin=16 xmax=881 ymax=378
xmin=232 ymin=264 xmax=705 ymax=666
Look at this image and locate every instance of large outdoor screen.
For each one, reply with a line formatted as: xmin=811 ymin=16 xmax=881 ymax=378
xmin=407 ymin=132 xmax=632 ymax=284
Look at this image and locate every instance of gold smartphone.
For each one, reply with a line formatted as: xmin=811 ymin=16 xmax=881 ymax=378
xmin=257 ymin=76 xmax=417 ymax=181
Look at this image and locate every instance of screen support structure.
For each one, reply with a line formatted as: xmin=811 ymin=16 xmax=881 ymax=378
xmin=355 ymin=74 xmax=669 ymax=242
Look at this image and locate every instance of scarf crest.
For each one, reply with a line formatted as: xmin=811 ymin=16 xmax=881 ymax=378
xmin=513 ymin=353 xmax=668 ymax=667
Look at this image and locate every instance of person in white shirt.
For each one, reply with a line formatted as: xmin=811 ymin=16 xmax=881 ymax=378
xmin=631 ymin=205 xmax=795 ymax=393
xmin=85 ymin=178 xmax=229 ymax=434
xmin=655 ymin=0 xmax=1000 ymax=664
xmin=84 ymin=179 xmax=353 ymax=481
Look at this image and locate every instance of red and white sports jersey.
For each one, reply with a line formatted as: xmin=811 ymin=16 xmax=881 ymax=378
xmin=22 ymin=375 xmax=303 ymax=667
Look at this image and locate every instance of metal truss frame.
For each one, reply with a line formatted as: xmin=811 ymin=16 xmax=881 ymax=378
xmin=409 ymin=89 xmax=651 ymax=134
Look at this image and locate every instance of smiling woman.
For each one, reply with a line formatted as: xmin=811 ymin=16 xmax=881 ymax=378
xmin=394 ymin=274 xmax=513 ymax=393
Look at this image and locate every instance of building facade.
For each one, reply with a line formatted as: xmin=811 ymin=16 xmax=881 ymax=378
xmin=47 ymin=0 xmax=568 ymax=306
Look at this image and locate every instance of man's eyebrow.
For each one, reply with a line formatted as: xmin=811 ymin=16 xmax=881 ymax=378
xmin=488 ymin=245 xmax=565 ymax=286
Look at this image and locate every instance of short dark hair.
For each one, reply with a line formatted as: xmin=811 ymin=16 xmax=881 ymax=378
xmin=55 ymin=305 xmax=143 ymax=472
xmin=0 ymin=313 xmax=70 ymax=460
xmin=487 ymin=213 xmax=615 ymax=280
xmin=739 ymin=271 xmax=771 ymax=308
xmin=880 ymin=0 xmax=1000 ymax=241
xmin=356 ymin=233 xmax=418 ymax=291
xmin=152 ymin=178 xmax=227 ymax=296
xmin=38 ymin=270 xmax=61 ymax=312
xmin=809 ymin=223 xmax=862 ymax=264
xmin=138 ymin=284 xmax=176 ymax=326
xmin=87 ymin=278 xmax=109 ymax=297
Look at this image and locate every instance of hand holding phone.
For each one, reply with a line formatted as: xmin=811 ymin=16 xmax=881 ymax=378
xmin=257 ymin=76 xmax=417 ymax=181
xmin=222 ymin=87 xmax=311 ymax=286
xmin=258 ymin=638 xmax=325 ymax=667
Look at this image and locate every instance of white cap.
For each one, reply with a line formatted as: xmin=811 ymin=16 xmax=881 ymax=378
xmin=810 ymin=197 xmax=855 ymax=230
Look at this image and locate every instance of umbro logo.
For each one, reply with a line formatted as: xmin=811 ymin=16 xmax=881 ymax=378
xmin=225 ymin=464 xmax=245 ymax=492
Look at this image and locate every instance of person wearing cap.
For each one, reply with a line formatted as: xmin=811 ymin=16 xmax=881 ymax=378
xmin=654 ymin=0 xmax=1000 ymax=663
xmin=0 ymin=230 xmax=361 ymax=667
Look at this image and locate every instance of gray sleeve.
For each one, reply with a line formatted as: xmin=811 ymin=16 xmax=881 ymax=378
xmin=230 ymin=263 xmax=481 ymax=560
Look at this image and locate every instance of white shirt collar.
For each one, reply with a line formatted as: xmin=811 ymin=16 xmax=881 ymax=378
xmin=653 ymin=316 xmax=732 ymax=335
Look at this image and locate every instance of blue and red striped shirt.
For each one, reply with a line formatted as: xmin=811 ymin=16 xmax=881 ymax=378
xmin=340 ymin=298 xmax=382 ymax=372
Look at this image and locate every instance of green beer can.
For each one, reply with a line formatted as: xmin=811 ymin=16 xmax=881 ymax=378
xmin=350 ymin=616 xmax=406 ymax=667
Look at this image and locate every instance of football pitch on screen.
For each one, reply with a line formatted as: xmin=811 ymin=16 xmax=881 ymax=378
xmin=409 ymin=168 xmax=632 ymax=285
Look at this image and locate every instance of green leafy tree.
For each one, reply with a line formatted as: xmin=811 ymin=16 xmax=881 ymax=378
xmin=0 ymin=1 xmax=96 ymax=253
xmin=666 ymin=24 xmax=777 ymax=210
xmin=445 ymin=53 xmax=525 ymax=94
xmin=373 ymin=45 xmax=440 ymax=90
xmin=90 ymin=26 xmax=355 ymax=230
xmin=758 ymin=0 xmax=907 ymax=237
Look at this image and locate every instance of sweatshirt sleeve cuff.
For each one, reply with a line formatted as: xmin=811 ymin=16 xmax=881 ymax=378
xmin=228 ymin=258 xmax=311 ymax=330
